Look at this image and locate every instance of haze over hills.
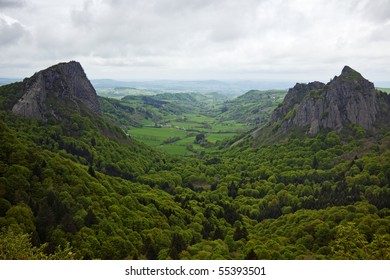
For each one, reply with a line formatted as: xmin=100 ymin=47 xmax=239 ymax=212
xmin=1 ymin=61 xmax=390 ymax=260
xmin=92 ymin=79 xmax=293 ymax=97
xmin=0 ymin=78 xmax=22 ymax=86
xmin=2 ymin=76 xmax=389 ymax=98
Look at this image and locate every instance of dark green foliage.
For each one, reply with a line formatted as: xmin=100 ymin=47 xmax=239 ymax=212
xmin=1 ymin=82 xmax=390 ymax=260
xmin=312 ymin=156 xmax=319 ymax=170
xmin=233 ymin=225 xmax=248 ymax=241
xmin=245 ymin=249 xmax=258 ymax=260
xmin=169 ymin=232 xmax=186 ymax=259
xmin=195 ymin=133 xmax=206 ymax=144
xmin=84 ymin=209 xmax=98 ymax=227
xmin=88 ymin=166 xmax=96 ymax=178
xmin=0 ymin=198 xmax=11 ymax=216
xmin=0 ymin=82 xmax=24 ymax=111
xmin=228 ymin=181 xmax=238 ymax=198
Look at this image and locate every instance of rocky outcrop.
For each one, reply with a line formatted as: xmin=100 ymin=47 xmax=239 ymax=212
xmin=271 ymin=81 xmax=325 ymax=124
xmin=271 ymin=66 xmax=380 ymax=135
xmin=12 ymin=61 xmax=101 ymax=120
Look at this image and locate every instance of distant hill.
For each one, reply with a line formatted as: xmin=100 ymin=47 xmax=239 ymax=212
xmin=99 ymin=91 xmax=228 ymax=129
xmin=377 ymin=87 xmax=390 ymax=94
xmin=0 ymin=78 xmax=21 ymax=86
xmin=92 ymin=79 xmax=292 ymax=96
xmin=218 ymin=89 xmax=286 ymax=125
xmin=99 ymin=89 xmax=287 ymax=131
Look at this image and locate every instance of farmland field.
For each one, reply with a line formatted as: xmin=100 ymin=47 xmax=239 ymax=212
xmin=128 ymin=114 xmax=253 ymax=155
xmin=100 ymin=89 xmax=286 ymax=155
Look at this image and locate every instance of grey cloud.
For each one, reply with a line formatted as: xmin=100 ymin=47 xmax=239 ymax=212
xmin=0 ymin=0 xmax=26 ymax=8
xmin=90 ymin=0 xmax=260 ymax=55
xmin=47 ymin=0 xmax=390 ymax=78
xmin=71 ymin=0 xmax=96 ymax=28
xmin=0 ymin=16 xmax=29 ymax=46
xmin=69 ymin=0 xmax=202 ymax=58
xmin=0 ymin=0 xmax=389 ymax=82
xmin=361 ymin=0 xmax=390 ymax=23
xmin=336 ymin=0 xmax=390 ymax=23
xmin=369 ymin=23 xmax=390 ymax=42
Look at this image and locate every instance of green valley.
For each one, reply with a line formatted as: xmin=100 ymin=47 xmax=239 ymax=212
xmin=98 ymin=89 xmax=286 ymax=155
xmin=1 ymin=62 xmax=390 ymax=261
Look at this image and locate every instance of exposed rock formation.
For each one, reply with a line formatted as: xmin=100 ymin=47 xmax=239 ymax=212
xmin=271 ymin=81 xmax=325 ymax=124
xmin=12 ymin=61 xmax=101 ymax=120
xmin=271 ymin=66 xmax=380 ymax=135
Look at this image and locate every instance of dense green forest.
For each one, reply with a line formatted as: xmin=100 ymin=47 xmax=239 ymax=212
xmin=1 ymin=80 xmax=390 ymax=260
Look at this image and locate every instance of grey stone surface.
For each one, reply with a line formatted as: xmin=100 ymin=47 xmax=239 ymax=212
xmin=271 ymin=66 xmax=379 ymax=135
xmin=12 ymin=61 xmax=101 ymax=120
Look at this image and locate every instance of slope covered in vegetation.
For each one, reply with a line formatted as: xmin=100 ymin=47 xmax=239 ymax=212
xmin=1 ymin=64 xmax=390 ymax=260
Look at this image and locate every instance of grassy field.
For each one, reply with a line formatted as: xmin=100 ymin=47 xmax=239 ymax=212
xmin=127 ymin=113 xmax=253 ymax=155
xmin=128 ymin=126 xmax=187 ymax=146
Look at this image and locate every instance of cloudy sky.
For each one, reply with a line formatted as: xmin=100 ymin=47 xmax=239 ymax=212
xmin=0 ymin=0 xmax=389 ymax=84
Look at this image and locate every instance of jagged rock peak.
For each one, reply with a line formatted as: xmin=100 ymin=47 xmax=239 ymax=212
xmin=12 ymin=61 xmax=101 ymax=120
xmin=270 ymin=66 xmax=379 ymax=135
xmin=341 ymin=65 xmax=356 ymax=75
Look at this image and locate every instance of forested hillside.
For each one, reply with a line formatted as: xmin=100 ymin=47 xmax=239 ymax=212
xmin=1 ymin=62 xmax=390 ymax=260
xmin=218 ymin=90 xmax=285 ymax=125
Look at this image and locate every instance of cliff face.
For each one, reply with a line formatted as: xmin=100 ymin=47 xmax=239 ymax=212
xmin=12 ymin=61 xmax=101 ymax=120
xmin=271 ymin=66 xmax=380 ymax=135
xmin=271 ymin=81 xmax=325 ymax=124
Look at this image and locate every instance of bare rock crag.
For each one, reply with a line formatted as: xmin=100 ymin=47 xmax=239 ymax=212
xmin=271 ymin=66 xmax=380 ymax=135
xmin=12 ymin=61 xmax=101 ymax=120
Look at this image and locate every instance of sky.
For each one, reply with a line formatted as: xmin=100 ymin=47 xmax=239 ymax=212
xmin=0 ymin=0 xmax=389 ymax=85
